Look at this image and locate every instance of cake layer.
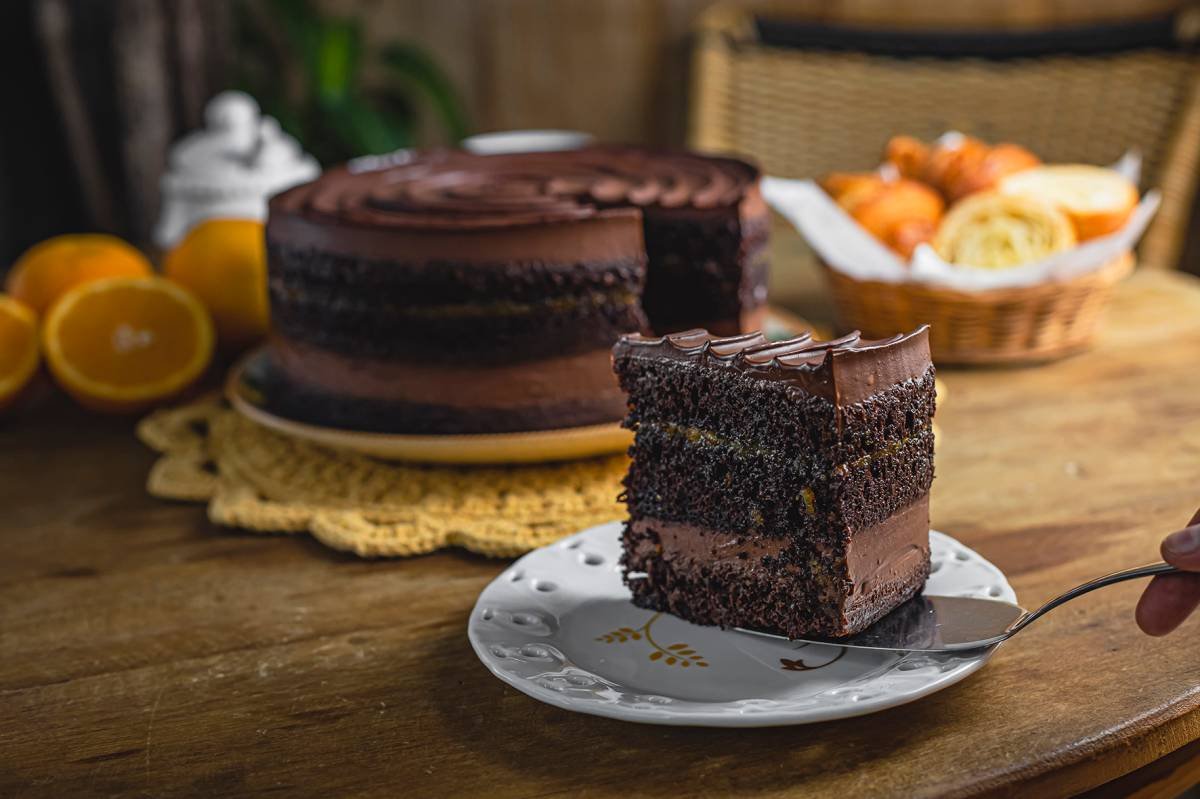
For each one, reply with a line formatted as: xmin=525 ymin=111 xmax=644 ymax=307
xmin=266 ymin=243 xmax=646 ymax=305
xmin=269 ymin=253 xmax=647 ymax=363
xmin=271 ymin=338 xmax=621 ymax=408
xmin=622 ymin=495 xmax=932 ymax=638
xmin=616 ymin=355 xmax=935 ymax=462
xmin=258 ymin=345 xmax=627 ymax=434
xmin=614 ymin=328 xmax=933 ymax=406
xmin=623 ymin=421 xmax=934 ymax=539
xmin=614 ymin=330 xmax=935 ymax=459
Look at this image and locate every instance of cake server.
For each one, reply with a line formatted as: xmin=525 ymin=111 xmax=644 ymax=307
xmin=740 ymin=562 xmax=1179 ymax=653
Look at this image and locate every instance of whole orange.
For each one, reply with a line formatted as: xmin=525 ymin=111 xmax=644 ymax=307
xmin=0 ymin=294 xmax=40 ymax=412
xmin=6 ymin=234 xmax=153 ymax=315
xmin=164 ymin=219 xmax=269 ymax=351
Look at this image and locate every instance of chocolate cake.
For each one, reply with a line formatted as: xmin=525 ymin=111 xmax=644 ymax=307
xmin=612 ymin=326 xmax=935 ymax=638
xmin=263 ymin=146 xmax=767 ymax=434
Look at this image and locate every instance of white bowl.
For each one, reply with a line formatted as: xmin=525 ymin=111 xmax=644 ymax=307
xmin=462 ymin=129 xmax=594 ymax=155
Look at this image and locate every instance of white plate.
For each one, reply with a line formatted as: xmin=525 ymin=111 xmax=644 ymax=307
xmin=468 ymin=522 xmax=1015 ymax=727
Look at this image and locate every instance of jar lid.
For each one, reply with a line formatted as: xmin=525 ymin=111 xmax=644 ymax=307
xmin=155 ymin=91 xmax=320 ymax=249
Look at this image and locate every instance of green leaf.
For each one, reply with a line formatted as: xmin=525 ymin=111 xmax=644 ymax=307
xmin=380 ymin=42 xmax=470 ymax=142
xmin=314 ymin=18 xmax=362 ymax=105
xmin=232 ymin=0 xmax=465 ymax=161
xmin=321 ymin=96 xmax=412 ymax=157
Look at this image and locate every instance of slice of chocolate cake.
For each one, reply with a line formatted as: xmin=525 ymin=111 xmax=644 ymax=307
xmin=612 ymin=326 xmax=935 ymax=638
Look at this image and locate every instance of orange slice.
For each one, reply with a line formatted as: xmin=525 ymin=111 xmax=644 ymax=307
xmin=6 ymin=233 xmax=153 ymax=315
xmin=42 ymin=276 xmax=214 ymax=412
xmin=0 ymin=295 xmax=40 ymax=411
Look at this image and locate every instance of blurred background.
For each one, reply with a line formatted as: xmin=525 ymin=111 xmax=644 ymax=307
xmin=3 ymin=0 xmax=1199 ymax=293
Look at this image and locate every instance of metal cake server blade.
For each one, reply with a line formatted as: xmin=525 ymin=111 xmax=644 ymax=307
xmin=738 ymin=562 xmax=1178 ymax=653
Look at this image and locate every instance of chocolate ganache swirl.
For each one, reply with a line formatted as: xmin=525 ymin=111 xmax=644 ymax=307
xmin=270 ymin=146 xmax=760 ymax=230
xmin=614 ymin=325 xmax=932 ymax=405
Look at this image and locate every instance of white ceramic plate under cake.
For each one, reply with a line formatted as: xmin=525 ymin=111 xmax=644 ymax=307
xmin=468 ymin=522 xmax=1015 ymax=727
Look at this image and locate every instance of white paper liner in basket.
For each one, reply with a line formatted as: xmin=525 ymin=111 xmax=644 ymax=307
xmin=762 ymin=150 xmax=1159 ymax=291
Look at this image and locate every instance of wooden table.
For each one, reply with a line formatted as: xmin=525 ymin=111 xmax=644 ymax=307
xmin=3 ymin=270 xmax=1200 ymax=798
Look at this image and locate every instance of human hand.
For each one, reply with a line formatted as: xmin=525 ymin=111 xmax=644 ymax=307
xmin=1135 ymin=507 xmax=1200 ymax=636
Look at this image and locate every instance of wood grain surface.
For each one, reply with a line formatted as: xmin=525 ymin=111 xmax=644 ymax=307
xmin=3 ymin=270 xmax=1200 ymax=797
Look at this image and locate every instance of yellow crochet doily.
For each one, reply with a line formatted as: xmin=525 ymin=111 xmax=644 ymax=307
xmin=137 ymin=396 xmax=627 ymax=558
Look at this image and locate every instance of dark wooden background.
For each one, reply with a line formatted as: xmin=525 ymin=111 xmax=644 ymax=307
xmin=3 ymin=0 xmax=1198 ymax=272
xmin=0 ymin=1 xmax=229 ymax=264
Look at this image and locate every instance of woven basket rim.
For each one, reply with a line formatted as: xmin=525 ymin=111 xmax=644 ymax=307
xmin=697 ymin=2 xmax=1193 ymax=42
xmin=820 ymin=252 xmax=1135 ymax=301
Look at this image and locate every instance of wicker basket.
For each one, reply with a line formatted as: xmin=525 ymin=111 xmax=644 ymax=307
xmin=821 ymin=253 xmax=1135 ymax=364
xmin=690 ymin=3 xmax=1200 ymax=271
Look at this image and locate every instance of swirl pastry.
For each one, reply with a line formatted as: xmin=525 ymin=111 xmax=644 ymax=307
xmin=999 ymin=165 xmax=1138 ymax=240
xmin=933 ymin=192 xmax=1077 ymax=269
xmin=885 ymin=135 xmax=1040 ymax=202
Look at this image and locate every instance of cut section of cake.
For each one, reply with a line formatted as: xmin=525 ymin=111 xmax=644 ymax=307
xmin=612 ymin=326 xmax=935 ymax=638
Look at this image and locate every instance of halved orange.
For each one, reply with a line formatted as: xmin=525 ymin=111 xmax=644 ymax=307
xmin=0 ymin=295 xmax=40 ymax=411
xmin=42 ymin=276 xmax=214 ymax=412
xmin=6 ymin=233 xmax=153 ymax=315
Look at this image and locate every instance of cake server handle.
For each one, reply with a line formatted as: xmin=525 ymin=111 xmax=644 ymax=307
xmin=1007 ymin=505 xmax=1200 ymax=640
xmin=1005 ymin=562 xmax=1179 ymax=639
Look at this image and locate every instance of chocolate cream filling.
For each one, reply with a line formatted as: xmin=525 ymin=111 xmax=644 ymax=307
xmin=269 ymin=336 xmax=625 ymax=411
xmin=629 ymin=494 xmax=931 ymax=598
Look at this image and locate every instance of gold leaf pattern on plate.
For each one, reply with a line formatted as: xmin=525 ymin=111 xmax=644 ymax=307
xmin=595 ymin=612 xmax=709 ymax=668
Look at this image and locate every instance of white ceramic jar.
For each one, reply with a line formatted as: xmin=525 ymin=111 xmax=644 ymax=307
xmin=154 ymin=91 xmax=320 ymax=249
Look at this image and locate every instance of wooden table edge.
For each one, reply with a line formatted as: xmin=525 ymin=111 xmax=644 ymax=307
xmin=968 ymin=686 xmax=1200 ymax=797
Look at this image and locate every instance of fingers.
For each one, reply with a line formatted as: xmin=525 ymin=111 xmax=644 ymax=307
xmin=1136 ymin=573 xmax=1200 ymax=635
xmin=1161 ymin=525 xmax=1200 ymax=571
xmin=1134 ymin=510 xmax=1200 ymax=636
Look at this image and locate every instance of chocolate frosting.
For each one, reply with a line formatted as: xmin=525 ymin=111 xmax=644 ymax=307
xmin=270 ymin=146 xmax=761 ymax=231
xmin=613 ymin=325 xmax=932 ymax=405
